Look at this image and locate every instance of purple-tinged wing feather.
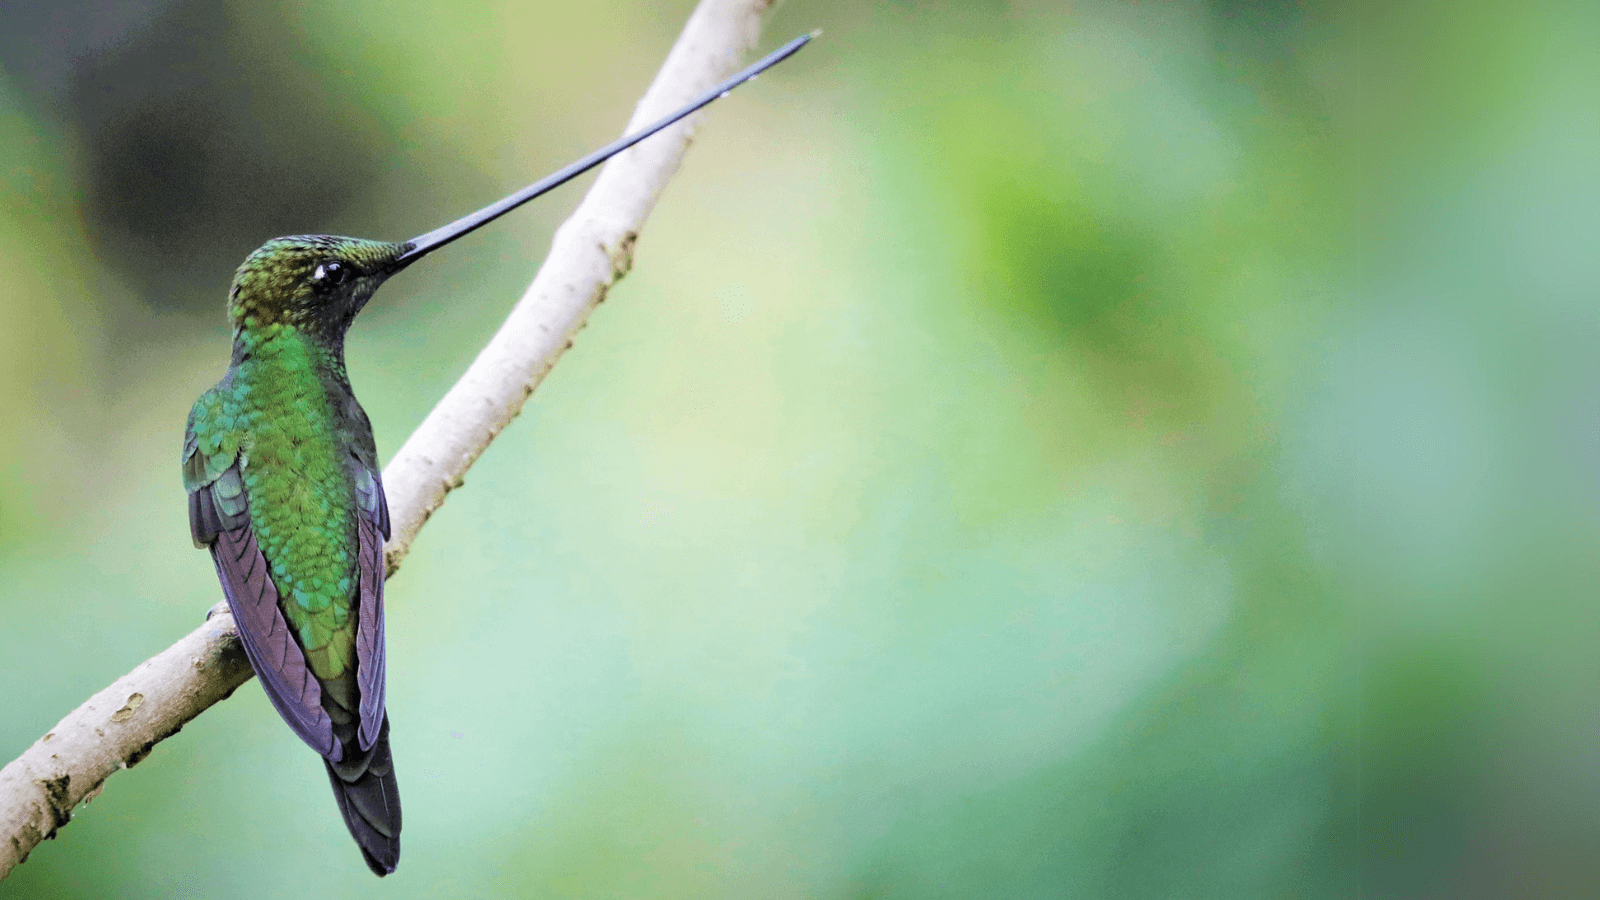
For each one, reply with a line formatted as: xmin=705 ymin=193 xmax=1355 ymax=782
xmin=371 ymin=468 xmax=391 ymax=540
xmin=211 ymin=524 xmax=338 ymax=760
xmin=186 ymin=423 xmax=337 ymax=758
xmin=189 ymin=446 xmax=340 ymax=762
xmin=190 ymin=487 xmax=224 ymax=547
xmin=355 ymin=514 xmax=386 ymax=750
xmin=348 ymin=454 xmax=390 ymax=750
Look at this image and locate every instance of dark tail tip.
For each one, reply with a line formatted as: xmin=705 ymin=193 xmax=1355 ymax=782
xmin=324 ymin=718 xmax=401 ymax=876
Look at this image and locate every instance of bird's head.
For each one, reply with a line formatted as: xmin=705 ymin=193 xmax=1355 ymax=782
xmin=227 ymin=236 xmax=407 ymax=341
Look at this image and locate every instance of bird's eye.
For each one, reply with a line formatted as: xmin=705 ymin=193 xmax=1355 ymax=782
xmin=312 ymin=261 xmax=347 ymax=285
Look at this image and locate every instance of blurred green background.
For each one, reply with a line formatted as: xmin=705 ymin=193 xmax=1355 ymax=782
xmin=1 ymin=0 xmax=1589 ymax=897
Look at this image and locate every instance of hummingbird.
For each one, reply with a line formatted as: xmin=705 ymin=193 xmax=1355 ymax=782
xmin=181 ymin=34 xmax=812 ymax=875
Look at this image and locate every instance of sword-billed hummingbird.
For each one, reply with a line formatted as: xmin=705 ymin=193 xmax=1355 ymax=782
xmin=182 ymin=34 xmax=812 ymax=875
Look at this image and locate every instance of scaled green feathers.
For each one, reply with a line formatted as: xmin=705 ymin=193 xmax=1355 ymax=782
xmin=185 ymin=234 xmax=403 ymax=875
xmin=192 ymin=236 xmax=402 ymax=678
xmin=189 ymin=332 xmax=357 ymax=678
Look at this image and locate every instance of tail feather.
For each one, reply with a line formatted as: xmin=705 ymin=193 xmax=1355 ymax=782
xmin=324 ymin=714 xmax=401 ymax=876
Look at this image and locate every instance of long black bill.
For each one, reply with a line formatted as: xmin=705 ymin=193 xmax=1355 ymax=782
xmin=392 ymin=31 xmax=815 ymax=270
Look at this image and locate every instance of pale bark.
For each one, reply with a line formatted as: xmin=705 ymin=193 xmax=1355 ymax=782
xmin=0 ymin=0 xmax=778 ymax=878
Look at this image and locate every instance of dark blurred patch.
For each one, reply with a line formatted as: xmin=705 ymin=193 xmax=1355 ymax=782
xmin=1202 ymin=0 xmax=1331 ymax=126
xmin=3 ymin=0 xmax=385 ymax=317
xmin=1207 ymin=0 xmax=1307 ymax=30
xmin=960 ymin=166 xmax=1218 ymax=415
xmin=972 ymin=176 xmax=1152 ymax=354
xmin=1358 ymin=644 xmax=1506 ymax=899
xmin=1206 ymin=0 xmax=1321 ymax=62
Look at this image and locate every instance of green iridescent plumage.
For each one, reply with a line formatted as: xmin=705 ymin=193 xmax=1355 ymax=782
xmin=185 ymin=235 xmax=403 ymax=876
xmin=190 ymin=332 xmax=356 ymax=677
xmin=190 ymin=237 xmax=400 ymax=680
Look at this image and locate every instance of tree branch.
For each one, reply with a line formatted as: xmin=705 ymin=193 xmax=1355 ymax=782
xmin=0 ymin=0 xmax=778 ymax=878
